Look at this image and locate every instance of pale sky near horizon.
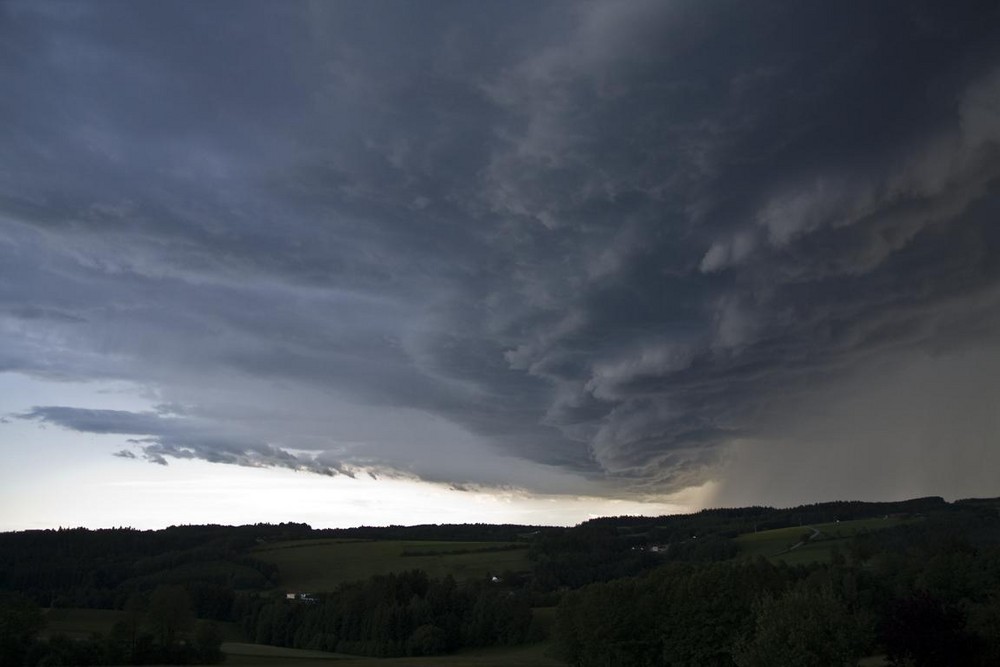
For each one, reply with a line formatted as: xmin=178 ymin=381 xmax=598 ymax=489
xmin=3 ymin=1 xmax=1000 ymax=531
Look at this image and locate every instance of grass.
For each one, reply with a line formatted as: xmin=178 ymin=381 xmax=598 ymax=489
xmin=221 ymin=640 xmax=564 ymax=666
xmin=252 ymin=539 xmax=530 ymax=592
xmin=734 ymin=516 xmax=920 ymax=565
xmin=222 ymin=642 xmax=356 ymax=662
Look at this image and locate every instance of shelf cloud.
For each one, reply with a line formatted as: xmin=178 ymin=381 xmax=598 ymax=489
xmin=3 ymin=1 xmax=1000 ymax=505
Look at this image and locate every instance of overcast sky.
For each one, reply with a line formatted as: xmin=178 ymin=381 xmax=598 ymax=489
xmin=3 ymin=1 xmax=1000 ymax=530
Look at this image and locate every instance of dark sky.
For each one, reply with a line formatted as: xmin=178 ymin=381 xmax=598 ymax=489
xmin=3 ymin=1 xmax=1000 ymax=521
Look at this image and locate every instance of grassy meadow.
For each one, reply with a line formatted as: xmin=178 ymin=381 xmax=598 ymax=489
xmin=252 ymin=539 xmax=530 ymax=592
xmin=733 ymin=515 xmax=919 ymax=564
xmin=221 ymin=640 xmax=564 ymax=667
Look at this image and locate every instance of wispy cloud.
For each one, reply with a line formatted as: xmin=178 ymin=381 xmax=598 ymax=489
xmin=20 ymin=406 xmax=344 ymax=475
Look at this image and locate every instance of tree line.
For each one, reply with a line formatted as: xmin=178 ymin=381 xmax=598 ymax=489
xmin=239 ymin=569 xmax=534 ymax=657
xmin=553 ymin=505 xmax=1000 ymax=666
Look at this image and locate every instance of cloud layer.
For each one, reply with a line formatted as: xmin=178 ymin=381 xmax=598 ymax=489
xmin=3 ymin=1 xmax=1000 ymax=503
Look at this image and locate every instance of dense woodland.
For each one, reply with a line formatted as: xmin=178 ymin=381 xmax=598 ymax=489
xmin=1 ymin=496 xmax=999 ymax=665
xmin=241 ymin=570 xmax=534 ymax=657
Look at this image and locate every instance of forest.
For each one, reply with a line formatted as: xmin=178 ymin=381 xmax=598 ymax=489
xmin=2 ymin=496 xmax=999 ymax=665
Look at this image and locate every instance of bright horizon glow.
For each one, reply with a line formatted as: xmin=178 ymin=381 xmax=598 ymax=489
xmin=0 ymin=455 xmax=704 ymax=532
xmin=0 ymin=371 xmax=705 ymax=531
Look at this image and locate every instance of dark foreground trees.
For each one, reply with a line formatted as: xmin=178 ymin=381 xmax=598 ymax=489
xmin=554 ymin=503 xmax=1000 ymax=667
xmin=555 ymin=563 xmax=877 ymax=667
xmin=556 ymin=559 xmax=792 ymax=667
xmin=882 ymin=592 xmax=976 ymax=667
xmin=732 ymin=583 xmax=874 ymax=667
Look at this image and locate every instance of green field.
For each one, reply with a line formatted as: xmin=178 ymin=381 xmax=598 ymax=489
xmin=734 ymin=516 xmax=918 ymax=564
xmin=221 ymin=640 xmax=564 ymax=666
xmin=222 ymin=642 xmax=355 ymax=663
xmin=253 ymin=539 xmax=530 ymax=591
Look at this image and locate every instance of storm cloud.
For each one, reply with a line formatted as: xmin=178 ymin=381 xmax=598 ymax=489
xmin=3 ymin=1 xmax=1000 ymax=504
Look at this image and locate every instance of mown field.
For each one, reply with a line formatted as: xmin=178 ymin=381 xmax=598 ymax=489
xmin=734 ymin=516 xmax=919 ymax=564
xmin=221 ymin=640 xmax=564 ymax=666
xmin=252 ymin=539 xmax=530 ymax=592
